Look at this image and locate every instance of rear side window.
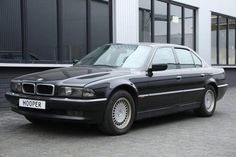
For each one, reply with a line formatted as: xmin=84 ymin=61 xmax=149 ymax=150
xmin=152 ymin=48 xmax=177 ymax=69
xmin=192 ymin=53 xmax=202 ymax=67
xmin=175 ymin=48 xmax=195 ymax=69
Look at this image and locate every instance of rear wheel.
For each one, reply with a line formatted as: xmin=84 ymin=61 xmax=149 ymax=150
xmin=100 ymin=90 xmax=135 ymax=135
xmin=195 ymin=86 xmax=216 ymax=117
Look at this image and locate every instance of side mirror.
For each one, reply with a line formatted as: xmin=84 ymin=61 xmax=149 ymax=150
xmin=72 ymin=59 xmax=79 ymax=65
xmin=151 ymin=64 xmax=168 ymax=71
xmin=147 ymin=64 xmax=168 ymax=76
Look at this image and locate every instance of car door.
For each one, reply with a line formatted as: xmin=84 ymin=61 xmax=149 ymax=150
xmin=174 ymin=48 xmax=206 ymax=107
xmin=140 ymin=47 xmax=182 ymax=113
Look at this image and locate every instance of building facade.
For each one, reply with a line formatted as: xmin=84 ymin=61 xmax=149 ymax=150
xmin=0 ymin=0 xmax=236 ymax=108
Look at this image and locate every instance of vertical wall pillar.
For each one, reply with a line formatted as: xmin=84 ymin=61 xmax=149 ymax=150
xmin=197 ymin=8 xmax=212 ymax=64
xmin=113 ymin=0 xmax=139 ymax=43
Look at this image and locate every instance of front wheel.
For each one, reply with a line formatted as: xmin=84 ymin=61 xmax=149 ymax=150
xmin=100 ymin=90 xmax=135 ymax=135
xmin=195 ymin=86 xmax=216 ymax=117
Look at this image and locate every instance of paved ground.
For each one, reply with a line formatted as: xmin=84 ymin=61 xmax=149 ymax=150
xmin=0 ymin=88 xmax=236 ymax=157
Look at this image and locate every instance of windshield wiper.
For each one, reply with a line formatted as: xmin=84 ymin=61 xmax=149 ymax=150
xmin=93 ymin=64 xmax=117 ymax=68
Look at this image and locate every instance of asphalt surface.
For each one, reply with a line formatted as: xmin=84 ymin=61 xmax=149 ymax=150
xmin=0 ymin=88 xmax=236 ymax=157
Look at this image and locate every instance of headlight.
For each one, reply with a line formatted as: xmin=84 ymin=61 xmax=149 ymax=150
xmin=82 ymin=88 xmax=95 ymax=98
xmin=58 ymin=87 xmax=95 ymax=98
xmin=10 ymin=81 xmax=22 ymax=93
xmin=58 ymin=87 xmax=83 ymax=97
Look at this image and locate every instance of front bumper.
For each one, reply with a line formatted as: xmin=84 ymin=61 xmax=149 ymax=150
xmin=5 ymin=92 xmax=107 ymax=124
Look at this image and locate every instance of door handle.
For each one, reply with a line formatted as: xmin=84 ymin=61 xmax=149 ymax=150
xmin=201 ymin=74 xmax=205 ymax=77
xmin=176 ymin=76 xmax=182 ymax=80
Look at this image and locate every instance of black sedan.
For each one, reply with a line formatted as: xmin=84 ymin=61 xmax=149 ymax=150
xmin=5 ymin=43 xmax=228 ymax=135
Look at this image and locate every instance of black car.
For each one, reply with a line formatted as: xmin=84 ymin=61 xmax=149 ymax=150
xmin=5 ymin=43 xmax=228 ymax=135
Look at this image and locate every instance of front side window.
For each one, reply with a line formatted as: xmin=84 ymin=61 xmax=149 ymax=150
xmin=77 ymin=45 xmax=152 ymax=69
xmin=192 ymin=53 xmax=202 ymax=67
xmin=152 ymin=47 xmax=177 ymax=69
xmin=175 ymin=48 xmax=195 ymax=68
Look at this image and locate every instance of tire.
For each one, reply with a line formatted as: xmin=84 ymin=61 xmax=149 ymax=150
xmin=195 ymin=85 xmax=216 ymax=117
xmin=24 ymin=115 xmax=47 ymax=124
xmin=100 ymin=90 xmax=135 ymax=135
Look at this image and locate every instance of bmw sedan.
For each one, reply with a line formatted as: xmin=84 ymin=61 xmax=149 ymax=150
xmin=5 ymin=43 xmax=228 ymax=135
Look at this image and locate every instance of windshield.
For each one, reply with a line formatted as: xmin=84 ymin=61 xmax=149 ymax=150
xmin=76 ymin=44 xmax=152 ymax=69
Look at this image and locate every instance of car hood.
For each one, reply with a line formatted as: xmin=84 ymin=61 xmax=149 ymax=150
xmin=15 ymin=66 xmax=133 ymax=87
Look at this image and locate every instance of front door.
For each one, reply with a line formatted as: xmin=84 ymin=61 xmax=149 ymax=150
xmin=139 ymin=47 xmax=182 ymax=114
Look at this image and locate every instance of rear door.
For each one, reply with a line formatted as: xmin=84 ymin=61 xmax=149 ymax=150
xmin=174 ymin=48 xmax=206 ymax=107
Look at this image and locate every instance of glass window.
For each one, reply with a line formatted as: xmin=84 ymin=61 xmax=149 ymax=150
xmin=26 ymin=0 xmax=57 ymax=63
xmin=211 ymin=15 xmax=217 ymax=64
xmin=185 ymin=8 xmax=194 ymax=49
xmin=90 ymin=0 xmax=110 ymax=51
xmin=192 ymin=53 xmax=202 ymax=67
xmin=61 ymin=0 xmax=87 ymax=63
xmin=154 ymin=1 xmax=167 ymax=43
xmin=175 ymin=48 xmax=195 ymax=68
xmin=0 ymin=0 xmax=112 ymax=64
xmin=171 ymin=5 xmax=182 ymax=45
xmin=152 ymin=48 xmax=177 ymax=69
xmin=219 ymin=16 xmax=227 ymax=65
xmin=0 ymin=0 xmax=22 ymax=61
xmin=139 ymin=0 xmax=196 ymax=50
xmin=139 ymin=0 xmax=151 ymax=42
xmin=229 ymin=19 xmax=236 ymax=65
xmin=77 ymin=45 xmax=152 ymax=69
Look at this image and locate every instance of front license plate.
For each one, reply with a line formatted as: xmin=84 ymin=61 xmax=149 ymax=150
xmin=19 ymin=98 xmax=46 ymax=110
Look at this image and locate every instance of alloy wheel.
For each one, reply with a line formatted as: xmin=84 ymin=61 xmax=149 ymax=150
xmin=112 ymin=97 xmax=132 ymax=129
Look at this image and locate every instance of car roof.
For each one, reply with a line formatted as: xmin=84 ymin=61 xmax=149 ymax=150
xmin=110 ymin=42 xmax=192 ymax=50
xmin=107 ymin=43 xmax=208 ymax=67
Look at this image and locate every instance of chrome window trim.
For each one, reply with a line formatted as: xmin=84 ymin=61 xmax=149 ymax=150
xmin=36 ymin=84 xmax=55 ymax=96
xmin=138 ymin=87 xmax=205 ymax=98
xmin=22 ymin=82 xmax=36 ymax=95
xmin=217 ymin=84 xmax=228 ymax=88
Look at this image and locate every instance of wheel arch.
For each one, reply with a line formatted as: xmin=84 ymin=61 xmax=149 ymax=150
xmin=108 ymin=84 xmax=138 ymax=104
xmin=106 ymin=81 xmax=139 ymax=114
xmin=205 ymin=79 xmax=218 ymax=98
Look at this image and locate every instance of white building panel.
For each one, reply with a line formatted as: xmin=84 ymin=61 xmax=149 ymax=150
xmin=113 ymin=0 xmax=139 ymax=44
